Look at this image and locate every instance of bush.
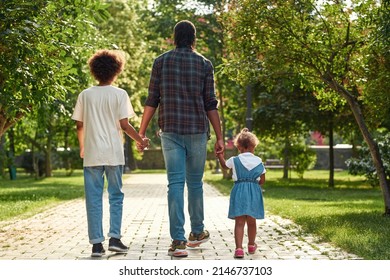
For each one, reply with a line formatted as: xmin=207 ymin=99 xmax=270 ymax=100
xmin=346 ymin=131 xmax=390 ymax=187
xmin=288 ymin=144 xmax=317 ymax=178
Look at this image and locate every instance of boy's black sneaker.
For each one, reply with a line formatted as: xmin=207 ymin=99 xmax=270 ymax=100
xmin=108 ymin=238 xmax=129 ymax=253
xmin=91 ymin=243 xmax=105 ymax=257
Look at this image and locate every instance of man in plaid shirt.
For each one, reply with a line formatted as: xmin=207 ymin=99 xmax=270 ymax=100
xmin=138 ymin=20 xmax=224 ymax=257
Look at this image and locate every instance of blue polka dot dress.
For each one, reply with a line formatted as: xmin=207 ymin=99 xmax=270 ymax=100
xmin=228 ymin=157 xmax=265 ymax=219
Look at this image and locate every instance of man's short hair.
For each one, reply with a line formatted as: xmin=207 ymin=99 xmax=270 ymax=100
xmin=174 ymin=20 xmax=196 ymax=48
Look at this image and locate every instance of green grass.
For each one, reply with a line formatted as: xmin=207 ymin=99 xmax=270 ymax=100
xmin=0 ymin=169 xmax=85 ymax=222
xmin=204 ymin=169 xmax=390 ymax=260
xmin=0 ymin=169 xmax=146 ymax=223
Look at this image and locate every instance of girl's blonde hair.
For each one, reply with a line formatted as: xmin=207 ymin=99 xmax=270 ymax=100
xmin=234 ymin=128 xmax=259 ymax=149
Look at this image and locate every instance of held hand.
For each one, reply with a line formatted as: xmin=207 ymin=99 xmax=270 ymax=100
xmin=136 ymin=137 xmax=150 ymax=152
xmin=136 ymin=133 xmax=146 ymax=152
xmin=214 ymin=139 xmax=225 ymax=155
xmin=142 ymin=137 xmax=150 ymax=150
xmin=79 ymin=147 xmax=84 ymax=159
xmin=216 ymin=151 xmax=225 ymax=159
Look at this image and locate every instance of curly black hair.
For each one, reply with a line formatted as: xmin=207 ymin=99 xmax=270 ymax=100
xmin=88 ymin=50 xmax=125 ymax=84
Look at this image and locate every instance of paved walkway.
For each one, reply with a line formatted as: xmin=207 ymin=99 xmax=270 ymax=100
xmin=0 ymin=173 xmax=360 ymax=260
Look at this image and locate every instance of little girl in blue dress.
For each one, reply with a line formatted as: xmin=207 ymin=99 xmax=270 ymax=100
xmin=217 ymin=128 xmax=266 ymax=258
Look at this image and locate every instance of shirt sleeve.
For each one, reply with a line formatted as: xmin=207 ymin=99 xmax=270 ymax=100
xmin=262 ymin=163 xmax=267 ymax=174
xmin=203 ymin=60 xmax=218 ymax=111
xmin=225 ymin=157 xmax=234 ymax=169
xmin=71 ymin=93 xmax=83 ymax=122
xmin=144 ymin=58 xmax=161 ymax=108
xmin=119 ymin=91 xmax=136 ymax=120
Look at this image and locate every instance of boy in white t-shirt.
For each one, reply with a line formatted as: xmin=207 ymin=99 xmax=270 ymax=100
xmin=72 ymin=50 xmax=148 ymax=257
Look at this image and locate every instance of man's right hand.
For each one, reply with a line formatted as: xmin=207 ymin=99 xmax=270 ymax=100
xmin=137 ymin=135 xmax=149 ymax=152
xmin=214 ymin=139 xmax=225 ymax=155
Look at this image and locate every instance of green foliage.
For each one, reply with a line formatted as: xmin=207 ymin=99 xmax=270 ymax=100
xmin=221 ymin=0 xmax=390 ymax=208
xmin=1 ymin=0 xmax=154 ymax=175
xmin=102 ymin=0 xmax=153 ymax=108
xmin=287 ymin=142 xmax=317 ymax=178
xmin=253 ymin=80 xmax=322 ymax=136
xmin=256 ymin=137 xmax=283 ymax=160
xmin=0 ymin=0 xmax=110 ymax=136
xmin=361 ymin=0 xmax=390 ymax=129
xmin=221 ymin=0 xmax=389 ymax=129
xmin=347 ymin=131 xmax=390 ymax=187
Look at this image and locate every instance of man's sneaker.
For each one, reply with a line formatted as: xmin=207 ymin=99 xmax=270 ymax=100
xmin=108 ymin=238 xmax=129 ymax=253
xmin=168 ymin=240 xmax=188 ymax=257
xmin=187 ymin=230 xmax=210 ymax=247
xmin=91 ymin=243 xmax=105 ymax=257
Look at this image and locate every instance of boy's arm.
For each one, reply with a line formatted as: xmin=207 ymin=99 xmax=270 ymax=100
xmin=119 ymin=118 xmax=147 ymax=147
xmin=76 ymin=121 xmax=84 ymax=158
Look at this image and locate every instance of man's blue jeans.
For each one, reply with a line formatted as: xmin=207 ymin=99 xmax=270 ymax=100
xmin=160 ymin=132 xmax=208 ymax=242
xmin=83 ymin=165 xmax=124 ymax=244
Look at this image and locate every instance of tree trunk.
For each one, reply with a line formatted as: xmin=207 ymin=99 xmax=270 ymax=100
xmin=45 ymin=129 xmax=53 ymax=177
xmin=31 ymin=141 xmax=40 ymax=179
xmin=7 ymin=128 xmax=16 ymax=180
xmin=283 ymin=137 xmax=290 ymax=179
xmin=325 ymin=78 xmax=390 ymax=215
xmin=328 ymin=115 xmax=334 ymax=188
xmin=64 ymin=127 xmax=72 ymax=174
xmin=0 ymin=106 xmax=24 ymax=138
xmin=0 ymin=135 xmax=5 ymax=178
xmin=246 ymin=85 xmax=253 ymax=131
xmin=125 ymin=136 xmax=137 ymax=172
xmin=217 ymin=81 xmax=228 ymax=179
xmin=217 ymin=83 xmax=226 ymax=144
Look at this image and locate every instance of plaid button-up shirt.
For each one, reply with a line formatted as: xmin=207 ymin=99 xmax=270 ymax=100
xmin=145 ymin=47 xmax=218 ymax=135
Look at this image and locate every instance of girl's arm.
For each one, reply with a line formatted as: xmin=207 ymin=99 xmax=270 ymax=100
xmin=217 ymin=152 xmax=229 ymax=170
xmin=259 ymin=173 xmax=265 ymax=186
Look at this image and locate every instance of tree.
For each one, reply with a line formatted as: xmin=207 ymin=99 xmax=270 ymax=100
xmin=95 ymin=0 xmax=154 ymax=171
xmin=0 ymin=0 xmax=112 ymax=177
xmin=0 ymin=0 xmax=110 ymax=137
xmin=221 ymin=0 xmax=390 ymax=214
xmin=252 ymin=80 xmax=321 ymax=179
xmin=347 ymin=130 xmax=390 ymax=187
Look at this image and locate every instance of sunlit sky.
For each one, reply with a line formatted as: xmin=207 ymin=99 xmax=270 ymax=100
xmin=148 ymin=0 xmax=365 ymax=19
xmin=148 ymin=0 xmax=214 ymax=15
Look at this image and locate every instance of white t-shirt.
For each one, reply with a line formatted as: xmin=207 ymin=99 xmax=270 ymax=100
xmin=225 ymin=152 xmax=266 ymax=181
xmin=71 ymin=85 xmax=135 ymax=167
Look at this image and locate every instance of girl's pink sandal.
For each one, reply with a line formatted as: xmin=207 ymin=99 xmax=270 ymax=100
xmin=234 ymin=248 xmax=244 ymax=258
xmin=248 ymin=243 xmax=257 ymax=254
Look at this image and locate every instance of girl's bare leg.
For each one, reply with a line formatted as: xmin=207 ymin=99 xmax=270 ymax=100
xmin=246 ymin=216 xmax=257 ymax=245
xmin=234 ymin=216 xmax=246 ymax=249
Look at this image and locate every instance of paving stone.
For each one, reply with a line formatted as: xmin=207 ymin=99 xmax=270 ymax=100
xmin=0 ymin=173 xmax=360 ymax=260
